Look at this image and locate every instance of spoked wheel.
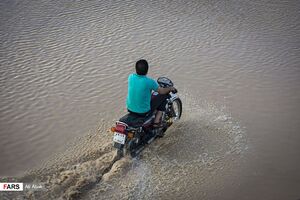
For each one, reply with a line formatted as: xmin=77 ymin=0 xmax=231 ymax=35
xmin=128 ymin=137 xmax=143 ymax=158
xmin=172 ymin=98 xmax=182 ymax=120
xmin=116 ymin=149 xmax=124 ymax=159
xmin=159 ymin=98 xmax=182 ymax=137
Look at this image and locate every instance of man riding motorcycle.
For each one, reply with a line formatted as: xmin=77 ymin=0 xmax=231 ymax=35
xmin=126 ymin=59 xmax=176 ymax=128
xmin=110 ymin=59 xmax=181 ymax=157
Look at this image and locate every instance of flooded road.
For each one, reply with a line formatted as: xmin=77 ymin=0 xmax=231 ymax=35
xmin=0 ymin=0 xmax=299 ymax=199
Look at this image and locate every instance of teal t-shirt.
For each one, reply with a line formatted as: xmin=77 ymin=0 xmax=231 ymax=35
xmin=126 ymin=73 xmax=159 ymax=113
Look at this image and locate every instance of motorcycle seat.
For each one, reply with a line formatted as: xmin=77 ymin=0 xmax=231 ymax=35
xmin=119 ymin=112 xmax=153 ymax=128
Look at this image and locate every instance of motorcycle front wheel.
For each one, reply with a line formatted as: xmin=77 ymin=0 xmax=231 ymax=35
xmin=172 ymin=98 xmax=182 ymax=120
xmin=160 ymin=98 xmax=182 ymax=135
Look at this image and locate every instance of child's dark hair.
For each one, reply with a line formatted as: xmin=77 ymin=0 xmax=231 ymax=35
xmin=135 ymin=59 xmax=148 ymax=75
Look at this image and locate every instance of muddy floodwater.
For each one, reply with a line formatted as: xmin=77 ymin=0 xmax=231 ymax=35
xmin=0 ymin=0 xmax=300 ymax=199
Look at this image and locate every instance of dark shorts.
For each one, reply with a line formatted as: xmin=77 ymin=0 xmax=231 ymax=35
xmin=128 ymin=93 xmax=169 ymax=117
xmin=150 ymin=93 xmax=169 ymax=112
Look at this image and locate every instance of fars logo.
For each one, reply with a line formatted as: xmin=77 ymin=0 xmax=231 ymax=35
xmin=0 ymin=183 xmax=23 ymax=191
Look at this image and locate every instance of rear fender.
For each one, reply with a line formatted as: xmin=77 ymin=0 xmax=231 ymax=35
xmin=113 ymin=121 xmax=128 ymax=150
xmin=116 ymin=121 xmax=128 ymax=130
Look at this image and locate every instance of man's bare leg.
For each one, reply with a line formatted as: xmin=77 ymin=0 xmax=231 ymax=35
xmin=154 ymin=110 xmax=163 ymax=124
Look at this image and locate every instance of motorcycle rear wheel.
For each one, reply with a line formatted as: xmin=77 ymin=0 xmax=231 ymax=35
xmin=116 ymin=149 xmax=124 ymax=159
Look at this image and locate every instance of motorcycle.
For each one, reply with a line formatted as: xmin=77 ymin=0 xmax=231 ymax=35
xmin=111 ymin=77 xmax=182 ymax=158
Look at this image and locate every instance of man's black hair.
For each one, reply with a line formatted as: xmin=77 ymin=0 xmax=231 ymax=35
xmin=135 ymin=59 xmax=149 ymax=75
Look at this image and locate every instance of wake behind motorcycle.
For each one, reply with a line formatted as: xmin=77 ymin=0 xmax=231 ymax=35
xmin=111 ymin=77 xmax=182 ymax=158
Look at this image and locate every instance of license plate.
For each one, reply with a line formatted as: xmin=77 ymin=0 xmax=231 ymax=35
xmin=113 ymin=132 xmax=126 ymax=144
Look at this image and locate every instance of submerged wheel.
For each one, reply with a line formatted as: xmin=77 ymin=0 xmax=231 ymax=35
xmin=172 ymin=98 xmax=182 ymax=120
xmin=116 ymin=149 xmax=124 ymax=159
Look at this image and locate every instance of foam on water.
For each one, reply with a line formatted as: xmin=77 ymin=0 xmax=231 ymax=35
xmin=1 ymin=93 xmax=247 ymax=199
xmin=85 ymin=93 xmax=248 ymax=199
